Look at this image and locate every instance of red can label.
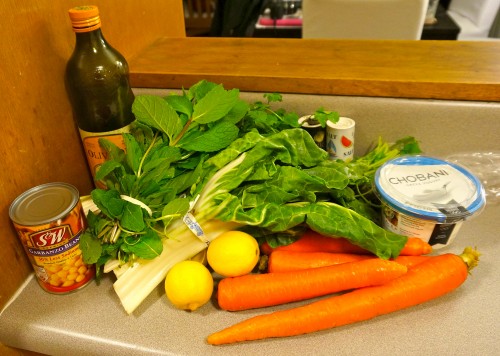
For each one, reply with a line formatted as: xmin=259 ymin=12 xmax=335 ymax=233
xmin=13 ymin=200 xmax=95 ymax=293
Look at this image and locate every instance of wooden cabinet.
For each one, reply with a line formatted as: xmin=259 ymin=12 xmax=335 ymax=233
xmin=0 ymin=0 xmax=185 ymax=345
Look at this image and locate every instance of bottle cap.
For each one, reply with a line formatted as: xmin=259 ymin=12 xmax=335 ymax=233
xmin=68 ymin=5 xmax=101 ymax=33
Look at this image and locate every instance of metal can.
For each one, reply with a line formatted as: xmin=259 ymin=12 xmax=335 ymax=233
xmin=9 ymin=182 xmax=95 ymax=294
xmin=299 ymin=115 xmax=326 ymax=149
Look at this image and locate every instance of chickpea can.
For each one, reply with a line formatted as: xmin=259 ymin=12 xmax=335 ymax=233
xmin=9 ymin=182 xmax=95 ymax=294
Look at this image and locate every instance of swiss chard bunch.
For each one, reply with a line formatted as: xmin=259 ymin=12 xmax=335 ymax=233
xmin=80 ymin=80 xmax=340 ymax=277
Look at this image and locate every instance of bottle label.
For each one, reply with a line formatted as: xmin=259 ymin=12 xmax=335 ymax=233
xmin=79 ymin=126 xmax=131 ymax=189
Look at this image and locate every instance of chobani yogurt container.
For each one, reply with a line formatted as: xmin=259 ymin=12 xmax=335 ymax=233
xmin=374 ymin=155 xmax=486 ymax=249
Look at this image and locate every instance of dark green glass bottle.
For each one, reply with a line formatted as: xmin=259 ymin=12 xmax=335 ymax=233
xmin=66 ymin=5 xmax=135 ymax=188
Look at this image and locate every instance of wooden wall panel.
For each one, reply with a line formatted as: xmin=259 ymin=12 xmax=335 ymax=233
xmin=0 ymin=0 xmax=185 ymax=324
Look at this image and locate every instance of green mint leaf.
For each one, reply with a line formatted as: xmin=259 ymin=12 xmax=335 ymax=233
xmin=191 ymin=86 xmax=239 ymax=124
xmin=142 ymin=145 xmax=182 ymax=174
xmin=85 ymin=210 xmax=99 ymax=230
xmin=162 ymin=157 xmax=205 ymax=196
xmin=131 ymin=121 xmax=156 ymax=152
xmin=139 ymin=163 xmax=176 ymax=189
xmin=95 ymin=160 xmax=124 ymax=181
xmin=120 ymin=201 xmax=146 ymax=232
xmin=164 ymin=95 xmax=193 ymax=119
xmin=101 ymin=240 xmax=122 ymax=258
xmin=221 ymin=99 xmax=249 ymax=125
xmin=80 ymin=230 xmax=102 ymax=265
xmin=98 ymin=137 xmax=126 ymax=163
xmin=188 ymin=80 xmax=218 ymax=102
xmin=132 ymin=95 xmax=183 ymax=142
xmin=125 ymin=228 xmax=163 ymax=260
xmin=123 ymin=133 xmax=143 ymax=175
xmin=119 ymin=174 xmax=137 ymax=196
xmin=91 ymin=189 xmax=124 ymax=219
xmin=178 ymin=121 xmax=239 ymax=152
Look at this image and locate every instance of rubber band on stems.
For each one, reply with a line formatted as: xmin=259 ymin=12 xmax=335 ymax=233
xmin=120 ymin=195 xmax=153 ymax=216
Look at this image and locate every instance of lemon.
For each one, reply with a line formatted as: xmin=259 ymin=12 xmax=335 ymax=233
xmin=165 ymin=260 xmax=214 ymax=311
xmin=207 ymin=231 xmax=260 ymax=277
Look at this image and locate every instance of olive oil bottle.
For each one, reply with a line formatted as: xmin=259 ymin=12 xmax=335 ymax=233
xmin=66 ymin=5 xmax=135 ymax=188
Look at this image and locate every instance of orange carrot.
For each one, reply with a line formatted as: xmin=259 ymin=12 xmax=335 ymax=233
xmin=393 ymin=255 xmax=431 ymax=268
xmin=260 ymin=231 xmax=366 ymax=255
xmin=268 ymin=251 xmax=430 ymax=273
xmin=207 ymin=247 xmax=479 ymax=345
xmin=268 ymin=251 xmax=372 ymax=273
xmin=260 ymin=230 xmax=432 ymax=256
xmin=399 ymin=237 xmax=433 ymax=256
xmin=217 ymin=258 xmax=407 ymax=311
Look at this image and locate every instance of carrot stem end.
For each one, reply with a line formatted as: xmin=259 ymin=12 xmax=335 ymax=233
xmin=459 ymin=247 xmax=481 ymax=272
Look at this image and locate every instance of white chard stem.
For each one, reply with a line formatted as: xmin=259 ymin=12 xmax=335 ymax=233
xmin=112 ymin=219 xmax=241 ymax=314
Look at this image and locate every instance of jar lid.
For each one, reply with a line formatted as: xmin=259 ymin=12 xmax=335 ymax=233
xmin=68 ymin=5 xmax=101 ymax=33
xmin=374 ymin=155 xmax=486 ymax=223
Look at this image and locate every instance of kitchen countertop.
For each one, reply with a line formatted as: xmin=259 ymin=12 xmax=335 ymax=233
xmin=1 ymin=203 xmax=498 ymax=356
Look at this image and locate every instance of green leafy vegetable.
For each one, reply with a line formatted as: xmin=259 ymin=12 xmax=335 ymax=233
xmin=79 ymin=79 xmax=421 ymax=314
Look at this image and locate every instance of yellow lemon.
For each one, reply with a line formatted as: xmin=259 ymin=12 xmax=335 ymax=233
xmin=207 ymin=231 xmax=260 ymax=277
xmin=165 ymin=260 xmax=214 ymax=311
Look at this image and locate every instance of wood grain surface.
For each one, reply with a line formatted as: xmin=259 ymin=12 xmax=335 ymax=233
xmin=0 ymin=0 xmax=185 ymax=336
xmin=129 ymin=37 xmax=500 ymax=101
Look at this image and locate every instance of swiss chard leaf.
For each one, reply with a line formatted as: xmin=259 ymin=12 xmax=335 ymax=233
xmin=305 ymin=202 xmax=407 ymax=259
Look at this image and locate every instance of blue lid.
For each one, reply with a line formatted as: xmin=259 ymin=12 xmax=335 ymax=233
xmin=375 ymin=156 xmax=486 ymax=223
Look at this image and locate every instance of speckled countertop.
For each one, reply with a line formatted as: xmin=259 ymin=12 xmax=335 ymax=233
xmin=1 ymin=202 xmax=499 ymax=355
xmin=2 ymin=94 xmax=500 ymax=355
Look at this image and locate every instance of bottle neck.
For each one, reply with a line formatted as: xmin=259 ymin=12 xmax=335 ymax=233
xmin=74 ymin=28 xmax=108 ymax=51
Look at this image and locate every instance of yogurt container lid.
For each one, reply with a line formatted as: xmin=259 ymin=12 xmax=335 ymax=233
xmin=375 ymin=155 xmax=486 ymax=223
